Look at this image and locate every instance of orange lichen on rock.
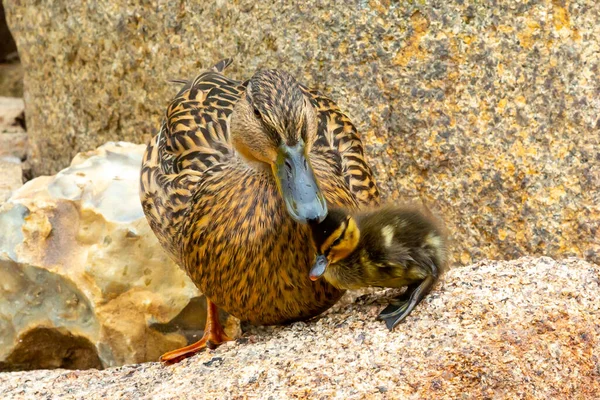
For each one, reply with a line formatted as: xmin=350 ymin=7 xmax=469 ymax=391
xmin=393 ymin=11 xmax=430 ymax=67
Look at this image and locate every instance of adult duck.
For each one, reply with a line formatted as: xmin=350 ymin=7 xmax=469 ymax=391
xmin=140 ymin=59 xmax=379 ymax=363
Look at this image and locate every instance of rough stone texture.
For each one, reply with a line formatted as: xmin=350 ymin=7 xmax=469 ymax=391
xmin=0 ymin=97 xmax=24 ymax=135
xmin=0 ymin=158 xmax=21 ymax=202
xmin=0 ymin=97 xmax=26 ymax=201
xmin=0 ymin=257 xmax=597 ymax=399
xmin=5 ymin=1 xmax=600 ymax=267
xmin=0 ymin=142 xmax=239 ymax=371
xmin=0 ymin=63 xmax=23 ymax=97
xmin=0 ymin=131 xmax=27 ymax=159
xmin=0 ymin=97 xmax=27 ymax=165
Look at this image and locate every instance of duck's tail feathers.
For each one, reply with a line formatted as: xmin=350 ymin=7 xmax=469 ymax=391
xmin=211 ymin=58 xmax=234 ymax=73
xmin=167 ymin=78 xmax=189 ymax=85
xmin=166 ymin=58 xmax=233 ymax=87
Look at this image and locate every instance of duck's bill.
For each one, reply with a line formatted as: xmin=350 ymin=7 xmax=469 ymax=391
xmin=309 ymin=254 xmax=329 ymax=281
xmin=274 ymin=142 xmax=327 ymax=224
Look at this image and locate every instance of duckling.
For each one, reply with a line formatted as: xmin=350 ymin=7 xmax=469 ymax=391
xmin=308 ymin=205 xmax=447 ymax=330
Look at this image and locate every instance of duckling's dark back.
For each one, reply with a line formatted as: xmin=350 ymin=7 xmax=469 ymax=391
xmin=355 ymin=205 xmax=447 ymax=273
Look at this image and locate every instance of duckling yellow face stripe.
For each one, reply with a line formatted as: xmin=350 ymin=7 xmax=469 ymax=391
xmin=329 ymin=217 xmax=360 ymax=263
xmin=345 ymin=217 xmax=360 ymax=250
xmin=320 ymin=221 xmax=348 ymax=254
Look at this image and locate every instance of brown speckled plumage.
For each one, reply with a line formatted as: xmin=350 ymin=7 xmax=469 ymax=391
xmin=140 ymin=59 xmax=379 ymax=325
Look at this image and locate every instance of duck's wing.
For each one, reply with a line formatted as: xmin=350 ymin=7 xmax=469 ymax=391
xmin=140 ymin=59 xmax=245 ymax=260
xmin=300 ymin=85 xmax=380 ymax=208
xmin=157 ymin=58 xmax=245 ymax=175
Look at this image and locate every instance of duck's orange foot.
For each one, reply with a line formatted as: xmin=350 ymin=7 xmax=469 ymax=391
xmin=160 ymin=300 xmax=233 ymax=365
xmin=159 ymin=329 xmax=232 ymax=365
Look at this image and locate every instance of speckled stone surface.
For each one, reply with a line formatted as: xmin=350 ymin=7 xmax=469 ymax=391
xmin=0 ymin=97 xmax=26 ymax=201
xmin=0 ymin=257 xmax=598 ymax=399
xmin=0 ymin=63 xmax=23 ymax=97
xmin=5 ymin=1 xmax=600 ymax=266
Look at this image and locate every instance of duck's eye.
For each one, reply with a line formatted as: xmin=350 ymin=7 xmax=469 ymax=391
xmin=253 ymin=108 xmax=262 ymax=119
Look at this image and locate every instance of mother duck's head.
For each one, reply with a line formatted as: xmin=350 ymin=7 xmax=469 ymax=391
xmin=230 ymin=69 xmax=328 ymax=224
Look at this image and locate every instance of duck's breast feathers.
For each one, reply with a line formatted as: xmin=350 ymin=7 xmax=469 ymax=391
xmin=300 ymin=85 xmax=380 ymax=208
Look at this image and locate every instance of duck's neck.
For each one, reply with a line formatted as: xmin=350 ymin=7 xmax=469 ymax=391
xmin=234 ymin=150 xmax=272 ymax=175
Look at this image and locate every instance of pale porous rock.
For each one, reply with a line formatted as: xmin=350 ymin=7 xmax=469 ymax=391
xmin=0 ymin=257 xmax=597 ymax=398
xmin=6 ymin=1 xmax=600 ymax=267
xmin=0 ymin=142 xmax=223 ymax=371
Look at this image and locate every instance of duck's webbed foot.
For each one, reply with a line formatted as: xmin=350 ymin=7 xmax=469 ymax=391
xmin=377 ymin=273 xmax=437 ymax=331
xmin=160 ymin=299 xmax=233 ymax=365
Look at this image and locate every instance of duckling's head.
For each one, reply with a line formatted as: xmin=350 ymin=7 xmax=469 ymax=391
xmin=308 ymin=209 xmax=361 ymax=281
xmin=230 ymin=69 xmax=326 ymax=223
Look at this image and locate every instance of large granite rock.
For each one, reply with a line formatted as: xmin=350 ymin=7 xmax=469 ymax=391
xmin=0 ymin=257 xmax=598 ymax=398
xmin=0 ymin=142 xmax=240 ymax=371
xmin=5 ymin=1 xmax=599 ymax=266
xmin=0 ymin=63 xmax=23 ymax=98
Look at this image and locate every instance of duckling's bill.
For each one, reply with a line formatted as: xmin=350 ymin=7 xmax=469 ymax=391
xmin=273 ymin=142 xmax=327 ymax=224
xmin=309 ymin=253 xmax=329 ymax=281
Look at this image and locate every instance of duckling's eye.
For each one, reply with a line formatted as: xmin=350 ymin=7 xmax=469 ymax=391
xmin=253 ymin=107 xmax=262 ymax=119
xmin=330 ymin=236 xmax=343 ymax=248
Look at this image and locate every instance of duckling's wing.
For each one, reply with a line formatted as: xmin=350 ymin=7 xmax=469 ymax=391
xmin=300 ymin=85 xmax=380 ymax=208
xmin=140 ymin=59 xmax=244 ymax=259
